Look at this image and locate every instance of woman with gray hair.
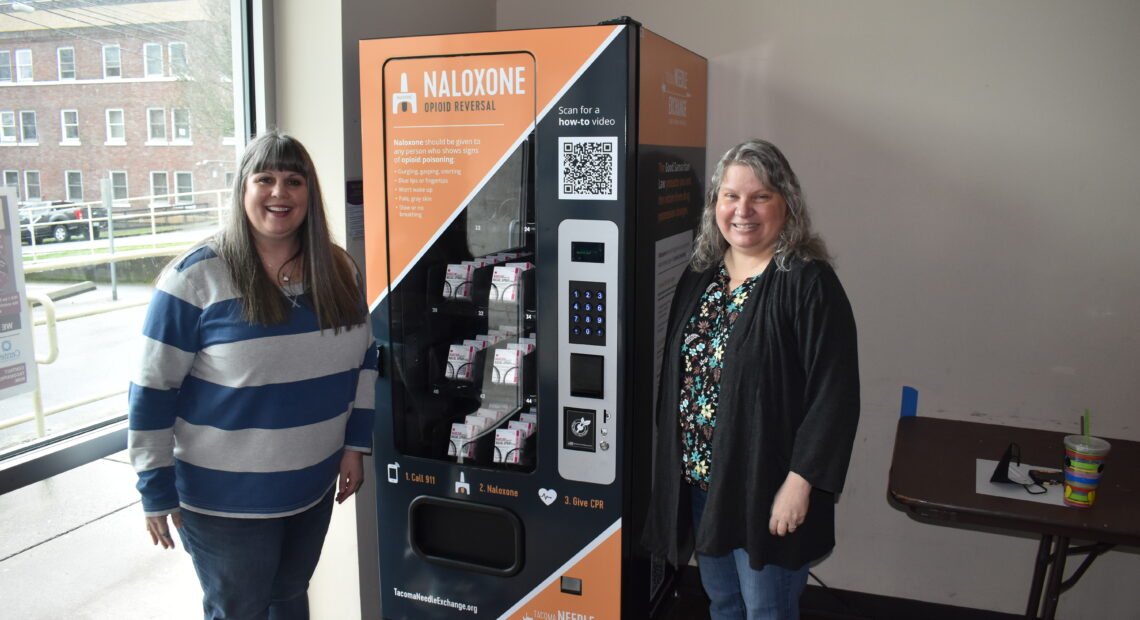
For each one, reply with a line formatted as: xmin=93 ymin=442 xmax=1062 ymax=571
xmin=643 ymin=139 xmax=860 ymax=619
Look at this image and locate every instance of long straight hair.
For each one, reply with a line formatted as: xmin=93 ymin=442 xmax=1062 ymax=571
xmin=691 ymin=139 xmax=830 ymax=272
xmin=213 ymin=130 xmax=364 ymax=331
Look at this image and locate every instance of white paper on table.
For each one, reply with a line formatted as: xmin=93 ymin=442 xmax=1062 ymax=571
xmin=975 ymin=459 xmax=1064 ymax=506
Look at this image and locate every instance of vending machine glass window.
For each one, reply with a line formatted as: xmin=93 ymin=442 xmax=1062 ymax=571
xmin=385 ymin=128 xmax=536 ymax=471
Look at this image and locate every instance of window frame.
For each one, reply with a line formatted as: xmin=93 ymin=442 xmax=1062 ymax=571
xmin=57 ymin=47 xmax=77 ymax=80
xmin=61 ymin=109 xmax=80 ymax=143
xmin=174 ymin=170 xmax=194 ymax=203
xmin=0 ymin=50 xmax=11 ymax=82
xmin=144 ymin=42 xmax=164 ymax=77
xmin=147 ymin=107 xmax=167 ymax=142
xmin=15 ymin=48 xmax=32 ymax=82
xmin=169 ymin=41 xmax=189 ymax=77
xmin=109 ymin=170 xmax=129 ymax=200
xmin=150 ymin=170 xmax=171 ymax=205
xmin=24 ymin=170 xmax=41 ymax=200
xmin=171 ymin=107 xmax=192 ymax=142
xmin=2 ymin=170 xmax=19 ymax=199
xmin=102 ymin=44 xmax=122 ymax=79
xmin=105 ymin=108 xmax=126 ymax=144
xmin=65 ymin=170 xmax=84 ymax=201
xmin=1 ymin=0 xmax=262 ymax=498
xmin=0 ymin=111 xmax=15 ymax=143
xmin=19 ymin=110 xmax=37 ymax=144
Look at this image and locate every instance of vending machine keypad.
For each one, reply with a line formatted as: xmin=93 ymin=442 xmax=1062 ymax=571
xmin=568 ymin=281 xmax=607 ymax=345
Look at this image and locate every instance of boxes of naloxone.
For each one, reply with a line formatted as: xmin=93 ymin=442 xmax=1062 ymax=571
xmin=484 ymin=405 xmax=511 ymax=419
xmin=493 ymin=428 xmax=524 ymax=464
xmin=448 ymin=423 xmax=477 ymax=458
xmin=491 ymin=265 xmax=522 ymax=302
xmin=507 ymin=341 xmax=535 ymax=354
xmin=476 ymin=334 xmax=498 ymax=347
xmin=519 ymin=412 xmax=538 ymax=427
xmin=498 ymin=324 xmax=518 ymax=337
xmin=473 ymin=408 xmax=502 ymax=425
xmin=464 ymin=339 xmax=489 ymax=351
xmin=493 ymin=348 xmax=523 ymax=385
xmin=464 ymin=413 xmax=492 ymax=433
xmin=446 ymin=344 xmax=477 ymax=381
xmin=508 ymin=420 xmax=535 ymax=438
xmin=443 ymin=263 xmax=475 ymax=300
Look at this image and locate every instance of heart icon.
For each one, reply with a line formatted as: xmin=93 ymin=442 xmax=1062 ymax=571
xmin=538 ymin=488 xmax=557 ymax=506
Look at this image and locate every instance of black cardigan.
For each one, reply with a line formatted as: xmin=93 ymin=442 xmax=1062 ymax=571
xmin=641 ymin=258 xmax=860 ymax=570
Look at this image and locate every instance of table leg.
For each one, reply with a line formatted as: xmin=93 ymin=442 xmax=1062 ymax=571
xmin=1025 ymin=534 xmax=1053 ymax=619
xmin=1040 ymin=535 xmax=1069 ymax=620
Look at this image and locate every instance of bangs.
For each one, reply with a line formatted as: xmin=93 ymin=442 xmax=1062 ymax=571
xmin=242 ymin=134 xmax=310 ymax=176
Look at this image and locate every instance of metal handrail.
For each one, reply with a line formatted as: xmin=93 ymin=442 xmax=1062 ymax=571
xmin=0 ymin=294 xmax=132 ymax=436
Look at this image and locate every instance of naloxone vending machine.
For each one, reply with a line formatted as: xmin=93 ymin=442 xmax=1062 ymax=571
xmin=360 ymin=19 xmax=706 ymax=619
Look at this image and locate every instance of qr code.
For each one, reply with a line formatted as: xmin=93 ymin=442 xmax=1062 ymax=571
xmin=558 ymin=136 xmax=618 ymax=201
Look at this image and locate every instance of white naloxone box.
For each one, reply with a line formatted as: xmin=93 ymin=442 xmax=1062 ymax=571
xmin=493 ymin=428 xmax=524 ymax=463
xmin=492 ymin=348 xmax=523 ymax=385
xmin=446 ymin=344 xmax=477 ymax=381
xmin=490 ymin=265 xmax=522 ymax=302
xmin=508 ymin=420 xmax=534 ymax=438
xmin=448 ymin=422 xmax=478 ymax=458
xmin=443 ymin=263 xmax=475 ymax=300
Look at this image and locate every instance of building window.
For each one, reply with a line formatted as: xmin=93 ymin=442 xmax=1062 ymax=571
xmin=0 ymin=51 xmax=11 ymax=82
xmin=0 ymin=111 xmax=15 ymax=143
xmin=147 ymin=108 xmax=167 ymax=141
xmin=110 ymin=171 xmax=128 ymax=200
xmin=2 ymin=171 xmax=18 ymax=199
xmin=15 ymin=49 xmax=32 ymax=82
xmin=169 ymin=42 xmax=188 ymax=76
xmin=58 ymin=47 xmax=76 ymax=80
xmin=103 ymin=45 xmax=121 ymax=78
xmin=150 ymin=171 xmax=170 ymax=204
xmin=172 ymin=108 xmax=191 ymax=141
xmin=19 ymin=110 xmax=37 ymax=143
xmin=61 ymin=109 xmax=80 ymax=142
xmin=66 ymin=170 xmax=84 ymax=201
xmin=25 ymin=170 xmax=41 ymax=200
xmin=105 ymin=108 xmax=126 ymax=143
xmin=175 ymin=171 xmax=193 ymax=203
xmin=144 ymin=43 xmax=164 ymax=77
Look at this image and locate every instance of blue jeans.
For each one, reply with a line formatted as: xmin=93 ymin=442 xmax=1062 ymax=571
xmin=177 ymin=491 xmax=335 ymax=620
xmin=691 ymin=486 xmax=810 ymax=620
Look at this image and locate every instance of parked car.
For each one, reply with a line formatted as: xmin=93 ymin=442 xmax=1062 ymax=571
xmin=18 ymin=201 xmax=109 ymax=244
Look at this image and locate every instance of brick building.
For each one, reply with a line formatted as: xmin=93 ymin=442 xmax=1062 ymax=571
xmin=0 ymin=0 xmax=236 ymax=210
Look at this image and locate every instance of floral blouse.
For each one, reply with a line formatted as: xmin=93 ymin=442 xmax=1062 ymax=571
xmin=679 ymin=266 xmax=761 ymax=489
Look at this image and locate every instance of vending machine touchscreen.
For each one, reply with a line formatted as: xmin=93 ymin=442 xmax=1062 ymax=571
xmin=361 ymin=19 xmax=706 ymax=619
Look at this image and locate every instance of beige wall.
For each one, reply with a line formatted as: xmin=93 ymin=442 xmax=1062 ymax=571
xmin=497 ymin=0 xmax=1140 ymax=617
xmin=274 ymin=0 xmax=1140 ymax=617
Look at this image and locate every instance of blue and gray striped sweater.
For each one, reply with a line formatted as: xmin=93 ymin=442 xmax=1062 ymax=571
xmin=128 ymin=245 xmax=377 ymax=518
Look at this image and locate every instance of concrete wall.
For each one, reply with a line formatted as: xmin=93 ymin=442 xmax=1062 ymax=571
xmin=274 ymin=0 xmax=1139 ymax=617
xmin=495 ymin=1 xmax=1140 ymax=617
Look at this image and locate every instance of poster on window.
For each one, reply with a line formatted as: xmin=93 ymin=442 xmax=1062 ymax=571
xmin=0 ymin=187 xmax=36 ymax=400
